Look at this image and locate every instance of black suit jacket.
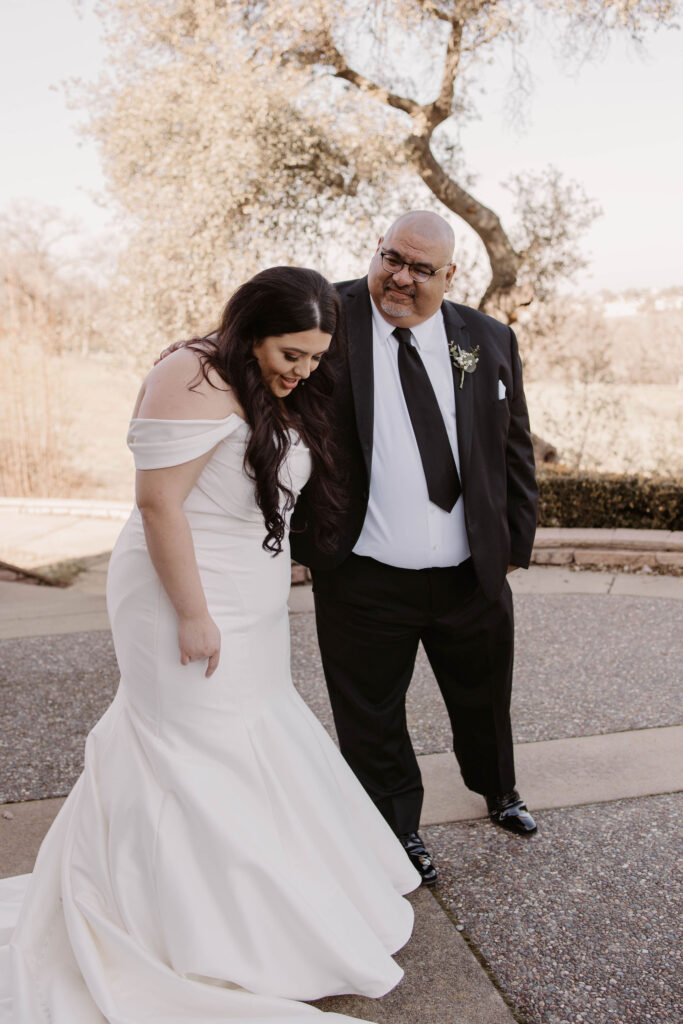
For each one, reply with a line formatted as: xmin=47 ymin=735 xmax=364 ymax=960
xmin=290 ymin=277 xmax=538 ymax=602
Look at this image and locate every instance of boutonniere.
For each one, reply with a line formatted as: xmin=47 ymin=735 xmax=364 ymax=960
xmin=448 ymin=341 xmax=480 ymax=389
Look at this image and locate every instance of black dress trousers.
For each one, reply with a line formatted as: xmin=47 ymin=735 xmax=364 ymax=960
xmin=312 ymin=554 xmax=516 ymax=836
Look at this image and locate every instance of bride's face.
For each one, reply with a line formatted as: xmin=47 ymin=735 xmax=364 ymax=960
xmin=253 ymin=328 xmax=331 ymax=399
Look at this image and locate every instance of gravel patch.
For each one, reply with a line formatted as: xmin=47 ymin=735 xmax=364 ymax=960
xmin=0 ymin=632 xmax=119 ymax=802
xmin=512 ymin=595 xmax=683 ymax=743
xmin=423 ymin=794 xmax=683 ymax=1024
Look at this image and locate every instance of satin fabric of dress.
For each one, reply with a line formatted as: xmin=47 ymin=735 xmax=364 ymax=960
xmin=0 ymin=414 xmax=419 ymax=1023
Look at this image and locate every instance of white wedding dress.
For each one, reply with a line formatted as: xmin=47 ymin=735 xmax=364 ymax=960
xmin=0 ymin=414 xmax=419 ymax=1023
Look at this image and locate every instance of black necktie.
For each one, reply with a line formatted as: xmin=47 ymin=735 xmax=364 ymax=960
xmin=393 ymin=327 xmax=461 ymax=512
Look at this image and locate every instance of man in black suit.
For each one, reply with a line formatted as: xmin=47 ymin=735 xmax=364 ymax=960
xmin=291 ymin=210 xmax=538 ymax=885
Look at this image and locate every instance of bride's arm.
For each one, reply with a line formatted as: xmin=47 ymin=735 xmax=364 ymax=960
xmin=134 ymin=349 xmax=239 ymax=679
xmin=137 ymin=458 xmax=221 ymax=678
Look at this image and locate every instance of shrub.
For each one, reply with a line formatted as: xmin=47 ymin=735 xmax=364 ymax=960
xmin=537 ymin=468 xmax=683 ymax=531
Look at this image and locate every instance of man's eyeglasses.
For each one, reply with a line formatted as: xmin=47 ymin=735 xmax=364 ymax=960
xmin=379 ymin=249 xmax=451 ymax=284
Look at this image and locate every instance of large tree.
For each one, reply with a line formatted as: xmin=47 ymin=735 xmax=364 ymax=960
xmin=81 ymin=0 xmax=678 ymax=345
xmin=238 ymin=0 xmax=677 ymax=320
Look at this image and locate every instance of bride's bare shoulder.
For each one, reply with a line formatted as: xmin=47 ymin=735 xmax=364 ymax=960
xmin=134 ymin=345 xmax=243 ymax=420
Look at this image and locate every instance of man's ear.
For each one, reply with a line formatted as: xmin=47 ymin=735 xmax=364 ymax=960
xmin=445 ymin=264 xmax=457 ymax=290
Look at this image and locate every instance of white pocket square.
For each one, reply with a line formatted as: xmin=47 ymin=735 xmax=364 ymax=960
xmin=498 ymin=379 xmax=506 ymax=399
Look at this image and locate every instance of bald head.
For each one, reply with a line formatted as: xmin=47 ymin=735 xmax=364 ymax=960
xmin=384 ymin=211 xmax=455 ymax=263
xmin=367 ymin=210 xmax=457 ymax=327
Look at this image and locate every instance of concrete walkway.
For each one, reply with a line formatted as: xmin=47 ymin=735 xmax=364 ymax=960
xmin=0 ymin=501 xmax=129 ymax=571
xmin=1 ymin=552 xmax=682 ymax=1023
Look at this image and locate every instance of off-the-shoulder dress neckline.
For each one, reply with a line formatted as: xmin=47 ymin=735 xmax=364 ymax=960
xmin=129 ymin=412 xmax=247 ymax=425
xmin=128 ymin=413 xmax=307 ymax=447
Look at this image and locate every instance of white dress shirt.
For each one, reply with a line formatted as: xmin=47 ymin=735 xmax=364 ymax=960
xmin=353 ymin=299 xmax=471 ymax=569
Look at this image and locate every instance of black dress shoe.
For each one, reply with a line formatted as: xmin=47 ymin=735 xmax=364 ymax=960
xmin=486 ymin=789 xmax=537 ymax=835
xmin=399 ymin=832 xmax=437 ymax=886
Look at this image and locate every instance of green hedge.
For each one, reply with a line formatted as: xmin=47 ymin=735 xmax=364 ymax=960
xmin=537 ymin=469 xmax=683 ymax=531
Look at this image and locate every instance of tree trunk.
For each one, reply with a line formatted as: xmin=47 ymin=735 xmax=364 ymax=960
xmin=408 ymin=135 xmax=534 ymax=324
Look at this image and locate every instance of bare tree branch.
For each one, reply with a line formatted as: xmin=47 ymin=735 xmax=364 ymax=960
xmin=315 ymin=43 xmax=421 ymax=116
xmin=427 ymin=14 xmax=464 ymax=126
xmin=332 ymin=67 xmax=420 ymax=116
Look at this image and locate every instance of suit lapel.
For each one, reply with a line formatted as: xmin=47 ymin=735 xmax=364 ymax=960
xmin=344 ymin=278 xmax=375 ymax=480
xmin=442 ymin=302 xmax=474 ymax=487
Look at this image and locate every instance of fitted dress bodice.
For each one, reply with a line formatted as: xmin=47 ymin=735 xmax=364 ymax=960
xmin=127 ymin=412 xmax=311 ymax=525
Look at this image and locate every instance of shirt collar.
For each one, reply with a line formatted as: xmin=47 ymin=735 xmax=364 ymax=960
xmin=370 ymin=297 xmax=444 ymax=353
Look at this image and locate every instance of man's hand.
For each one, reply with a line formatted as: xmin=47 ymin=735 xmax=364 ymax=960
xmin=506 ymin=565 xmax=520 ymax=574
xmin=155 ymin=339 xmax=190 ymax=365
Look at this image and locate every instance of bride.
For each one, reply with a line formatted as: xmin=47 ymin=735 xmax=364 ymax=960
xmin=0 ymin=266 xmax=419 ymax=1023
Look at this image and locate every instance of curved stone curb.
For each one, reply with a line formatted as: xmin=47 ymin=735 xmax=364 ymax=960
xmin=532 ymin=526 xmax=683 ymax=571
xmin=419 ymin=726 xmax=683 ymax=826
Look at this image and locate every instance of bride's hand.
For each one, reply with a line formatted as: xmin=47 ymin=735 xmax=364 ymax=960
xmin=178 ymin=613 xmax=221 ymax=678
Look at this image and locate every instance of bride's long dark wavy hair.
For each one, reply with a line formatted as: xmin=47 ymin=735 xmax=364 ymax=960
xmin=189 ymin=266 xmax=345 ymax=555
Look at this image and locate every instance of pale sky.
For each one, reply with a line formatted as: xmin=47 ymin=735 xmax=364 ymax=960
xmin=1 ymin=0 xmax=681 ymax=293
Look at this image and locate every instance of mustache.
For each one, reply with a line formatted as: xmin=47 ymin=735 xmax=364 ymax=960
xmin=384 ymin=281 xmax=415 ymax=298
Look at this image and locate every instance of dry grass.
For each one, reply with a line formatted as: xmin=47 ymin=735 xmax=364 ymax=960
xmin=526 ymin=382 xmax=683 ymax=477
xmin=0 ymin=344 xmax=139 ymax=500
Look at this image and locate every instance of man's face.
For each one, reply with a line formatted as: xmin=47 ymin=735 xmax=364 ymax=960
xmin=367 ymin=225 xmax=456 ymax=328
